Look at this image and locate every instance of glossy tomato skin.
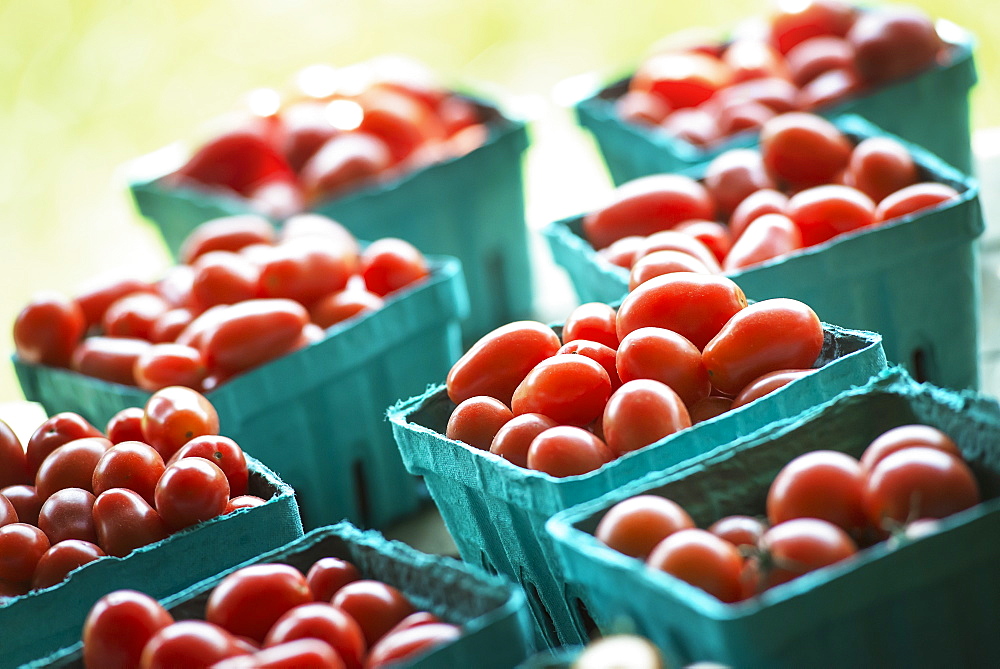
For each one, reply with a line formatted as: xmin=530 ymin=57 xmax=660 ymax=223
xmin=309 ymin=288 xmax=384 ymax=329
xmin=102 ymin=293 xmax=170 ymax=340
xmin=141 ymin=386 xmax=221 ymax=461
xmin=723 ymin=213 xmax=802 ymax=271
xmin=702 ymin=298 xmax=824 ymax=396
xmin=687 ymin=395 xmax=734 ymax=424
xmin=769 ymin=0 xmax=858 ymax=54
xmin=511 ymin=355 xmax=612 ymax=427
xmin=709 ymin=515 xmax=767 ymax=549
xmin=169 ymin=435 xmax=249 ymax=498
xmin=848 ymin=7 xmax=941 ymax=84
xmin=360 ymin=238 xmax=430 ymax=297
xmin=221 ymin=639 xmax=345 ymax=669
xmin=526 ymin=426 xmax=614 ymax=477
xmin=633 ymin=229 xmax=722 ymax=273
xmin=874 ymin=182 xmax=960 ymax=223
xmin=785 ymin=35 xmax=855 ymax=87
xmin=561 ymin=302 xmax=620 ymax=349
xmin=2 ymin=485 xmax=41 ymax=526
xmin=675 ymin=219 xmax=732 ymax=264
xmin=154 ymin=457 xmax=230 ymax=531
xmin=616 ymin=273 xmax=748 ymax=350
xmin=489 ymin=413 xmax=559 ymax=469
xmin=180 ymin=215 xmax=277 ymax=265
xmin=558 ymin=340 xmax=621 ymax=390
xmin=632 ymin=51 xmax=733 ymax=110
xmin=173 ymin=129 xmax=296 ymax=197
xmin=331 ymin=580 xmax=415 ymax=648
xmin=74 ymin=274 xmax=155 ymax=330
xmin=758 ymin=517 xmax=857 ymax=590
xmin=703 ymin=148 xmax=776 ymax=218
xmin=446 ymin=321 xmax=561 ymax=406
xmin=37 ymin=487 xmax=99 ymax=544
xmin=445 ymin=396 xmax=513 ymax=451
xmin=190 ymin=251 xmax=262 ymax=311
xmin=200 ymin=299 xmax=309 ymax=374
xmin=760 ymin=112 xmax=852 ymax=188
xmin=859 ymin=424 xmax=961 ymax=472
xmin=206 ymin=564 xmax=314 ymax=643
xmin=301 ymin=132 xmax=393 ymax=203
xmin=106 ymin=407 xmax=147 ymax=445
xmin=140 ymin=620 xmax=248 ymax=669
xmin=846 ymin=136 xmax=918 ymax=203
xmin=767 ymin=450 xmax=868 ymax=535
xmin=264 ymin=602 xmax=366 ymax=669
xmin=13 ymin=292 xmax=87 ymax=368
xmin=32 ymin=538 xmax=106 ymax=589
xmin=366 ymin=622 xmax=461 ymax=669
xmin=35 ymin=437 xmax=112 ymax=499
xmin=71 ymin=337 xmax=153 ymax=387
xmin=616 ymin=327 xmax=710 ymax=407
xmin=629 ymin=250 xmax=715 ymax=290
xmin=786 ymin=184 xmax=876 ymax=248
xmin=0 ymin=419 xmax=30 ymax=488
xmin=0 ymin=522 xmax=50 ymax=583
xmin=26 ymin=412 xmax=103 ymax=478
xmin=305 ymin=557 xmax=361 ymax=602
xmin=134 ymin=343 xmax=208 ymax=393
xmin=728 ymin=188 xmax=789 ymax=240
xmin=92 ymin=488 xmax=171 ymax=557
xmin=92 ymin=441 xmax=166 ymax=506
xmin=731 ymin=368 xmax=814 ymax=409
xmin=83 ymin=589 xmax=174 ymax=669
xmin=595 ymin=495 xmax=695 ymax=560
xmin=602 ymin=379 xmax=692 ymax=457
xmin=258 ymin=238 xmax=356 ymax=306
xmin=647 ymin=528 xmax=744 ymax=603
xmin=0 ymin=494 xmax=17 ymax=527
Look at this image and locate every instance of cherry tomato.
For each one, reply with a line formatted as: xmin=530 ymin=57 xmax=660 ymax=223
xmin=583 ymin=174 xmax=716 ymax=250
xmin=598 ymin=236 xmax=646 ymax=271
xmin=71 ymin=336 xmax=153 ymax=386
xmin=874 ymin=182 xmax=960 ymax=223
xmin=615 ymin=90 xmax=672 ymax=125
xmin=74 ymin=274 xmax=155 ymax=330
xmin=309 ymin=288 xmax=384 ymax=329
xmin=731 ymin=368 xmax=814 ymax=409
xmin=258 ymin=238 xmax=356 ymax=306
xmin=864 ymin=447 xmax=980 ymax=528
xmin=106 ymin=407 xmax=147 ymax=445
xmin=557 ymin=340 xmax=621 ymax=390
xmin=141 ymin=386 xmax=221 ymax=461
xmin=359 ymin=238 xmax=430 ymax=297
xmin=83 ymin=589 xmax=174 ymax=669
xmin=716 ymin=76 xmax=800 ymax=114
xmin=35 ymin=437 xmax=112 ymax=499
xmin=189 ymin=251 xmax=261 ymax=311
xmin=602 ymin=379 xmax=692 ymax=457
xmin=633 ymin=226 xmax=722 ymax=275
xmin=728 ymin=188 xmax=789 ymax=241
xmin=629 ymin=250 xmax=715 ymax=290
xmin=154 ymin=457 xmax=230 ymax=531
xmin=717 ymin=97 xmax=777 ymax=137
xmin=616 ymin=327 xmax=710 ymax=407
xmin=616 ymin=273 xmax=748 ymax=350
xmin=332 ymin=579 xmax=415 ymax=648
xmin=225 ymin=496 xmax=266 ymax=513
xmin=511 ymin=355 xmax=612 ymax=427
xmin=102 ymin=293 xmax=170 ymax=340
xmin=703 ymin=148 xmax=776 ymax=218
xmin=366 ymin=622 xmax=461 ymax=669
xmin=0 ymin=494 xmax=16 ymax=527
xmin=703 ymin=298 xmax=824 ymax=395
xmin=708 ymin=515 xmax=767 ymax=549
xmin=859 ymin=424 xmax=961 ymax=472
xmin=526 ymin=426 xmax=614 ymax=477
xmin=647 ymin=528 xmax=744 ymax=603
xmin=595 ymin=495 xmax=695 ymax=560
xmin=2 ymin=485 xmax=40 ymax=525
xmin=357 ymin=88 xmax=443 ymax=164
xmin=38 ymin=487 xmax=99 ymax=544
xmin=278 ymin=101 xmax=342 ymax=173
xmin=769 ymin=0 xmax=857 ymax=54
xmin=845 ymin=137 xmax=918 ymax=203
xmin=92 ymin=488 xmax=171 ymax=557
xmin=140 ymin=620 xmax=248 ymax=669
xmin=300 ymin=132 xmax=393 ymax=203
xmin=0 ymin=419 xmax=30 ymax=488
xmin=200 ymin=299 xmax=308 ymax=375
xmin=134 ymin=343 xmax=208 ymax=393
xmin=92 ymin=441 xmax=166 ymax=506
xmin=13 ymin=292 xmax=87 ymax=368
xmin=561 ymin=302 xmax=619 ymax=349
xmin=687 ymin=395 xmax=734 ymax=424
xmin=180 ymin=215 xmax=277 ymax=265
xmin=25 ymin=412 xmax=103 ymax=478
xmin=723 ymin=213 xmax=803 ymax=271
xmin=173 ymin=129 xmax=296 ymax=198
xmin=632 ymin=52 xmax=733 ymax=109
xmin=206 ymin=563 xmax=313 ymax=643
xmin=786 ymin=184 xmax=876 ymax=247
xmin=32 ymin=538 xmax=106 ymax=589
xmin=489 ymin=413 xmax=558 ymax=469
xmin=723 ymin=38 xmax=789 ymax=83
xmin=758 ymin=517 xmax=857 ymax=589
xmin=446 ymin=321 xmax=561 ymax=406
xmin=848 ymin=7 xmax=942 ymax=84
xmin=674 ymin=220 xmax=732 ymax=264
xmin=169 ymin=435 xmax=249 ymax=498
xmin=305 ymin=557 xmax=361 ymax=602
xmin=760 ymin=112 xmax=852 ymax=188
xmin=218 ymin=639 xmax=344 ymax=669
xmin=264 ymin=603 xmax=366 ymax=669
xmin=785 ymin=36 xmax=854 ymax=86
xmin=767 ymin=450 xmax=868 ymax=536
xmin=0 ymin=522 xmax=49 ymax=583
xmin=445 ymin=396 xmax=513 ymax=451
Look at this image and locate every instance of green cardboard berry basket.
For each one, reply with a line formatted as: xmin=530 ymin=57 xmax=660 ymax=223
xmin=545 ymin=115 xmax=984 ymax=391
xmin=572 ymin=20 xmax=976 ymax=180
xmin=1 ymin=455 xmax=302 ymax=669
xmin=12 ymin=256 xmax=468 ymax=531
xmin=546 ymin=366 xmax=1000 ymax=668
xmin=387 ymin=320 xmax=886 ymax=648
xmin=126 ymin=96 xmax=532 ymax=345
xmin=33 ymin=522 xmax=536 ymax=669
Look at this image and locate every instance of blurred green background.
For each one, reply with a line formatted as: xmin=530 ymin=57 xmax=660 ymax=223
xmin=1 ymin=0 xmax=996 ymax=414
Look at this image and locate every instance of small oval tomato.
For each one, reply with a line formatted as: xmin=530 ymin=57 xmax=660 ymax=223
xmin=35 ymin=437 xmax=112 ymax=499
xmin=141 ymin=386 xmax=221 ymax=461
xmin=13 ymin=292 xmax=86 ymax=368
xmin=92 ymin=488 xmax=170 ymax=557
xmin=357 ymin=88 xmax=443 ymax=164
xmin=305 ymin=557 xmax=361 ymax=602
xmin=769 ymin=0 xmax=857 ymax=54
xmin=615 ymin=327 xmax=710 ymax=407
xmin=279 ymin=102 xmax=342 ymax=173
xmin=674 ymin=219 xmax=732 ymax=264
xmin=206 ymin=564 xmax=313 ymax=643
xmin=332 ymin=580 xmax=415 ymax=648
xmin=106 ymin=407 xmax=147 ymax=445
xmin=309 ymin=288 xmax=384 ymax=329
xmin=632 ymin=51 xmax=733 ymax=110
xmin=874 ymin=182 xmax=961 ymax=223
xmin=366 ymin=622 xmax=461 ymax=669
xmin=360 ymin=238 xmax=430 ymax=297
xmin=190 ymin=251 xmax=262 ymax=311
xmin=0 ymin=522 xmax=50 ymax=583
xmin=845 ymin=136 xmax=918 ymax=203
xmin=264 ymin=603 xmax=366 ymax=669
xmin=859 ymin=424 xmax=961 ymax=472
xmin=702 ymin=298 xmax=824 ymax=395
xmin=154 ymin=457 xmax=230 ymax=531
xmin=731 ymin=368 xmax=814 ymax=409
xmin=0 ymin=494 xmax=16 ymax=527
xmin=708 ymin=515 xmax=767 ymax=549
xmin=446 ymin=321 xmax=561 ymax=406
xmin=1 ymin=485 xmax=41 ymax=525
xmin=557 ymin=340 xmax=621 ymax=390
xmin=561 ymin=303 xmax=619 ymax=349
xmin=92 ymin=441 xmax=166 ymax=506
xmin=140 ymin=620 xmax=248 ymax=669
xmin=489 ymin=413 xmax=559 ymax=469
xmin=786 ymin=184 xmax=876 ymax=248
xmin=632 ymin=229 xmax=722 ymax=274
xmin=134 ymin=343 xmax=208 ymax=393
xmin=25 ymin=412 xmax=103 ymax=478
xmin=602 ymin=379 xmax=692 ymax=457
xmin=32 ymin=538 xmax=106 ymax=589
xmin=445 ymin=396 xmax=513 ymax=451
xmin=173 ymin=128 xmax=296 ymax=198
xmin=716 ymin=76 xmax=800 ymax=114
xmin=300 ymin=132 xmax=393 ymax=203
xmin=180 ymin=215 xmax=277 ymax=265
xmin=511 ymin=355 xmax=612 ymax=427
xmin=0 ymin=419 xmax=30 ymax=488
xmin=224 ymin=495 xmax=267 ymax=513
xmin=258 ymin=238 xmax=356 ymax=306
xmin=767 ymin=450 xmax=868 ymax=535
xmin=703 ymin=148 xmax=776 ymax=218
xmin=848 ymin=7 xmax=941 ymax=84
xmin=687 ymin=395 xmax=734 ymax=424
xmin=37 ymin=487 xmax=99 ymax=544
xmin=200 ymin=299 xmax=309 ymax=374
xmin=175 ymin=305 xmax=229 ymax=350
xmin=728 ymin=188 xmax=789 ymax=240
xmin=598 ymin=236 xmax=646 ymax=270
xmin=223 ymin=639 xmax=344 ymax=669
xmin=723 ymin=213 xmax=802 ymax=271
xmin=758 ymin=517 xmax=857 ymax=589
xmin=102 ymin=293 xmax=170 ymax=340
xmin=526 ymin=426 xmax=614 ymax=477
xmin=647 ymin=528 xmax=744 ymax=603
xmin=71 ymin=336 xmax=153 ymax=387
xmin=169 ymin=435 xmax=249 ymax=498
xmin=74 ymin=273 xmax=155 ymax=330
xmin=595 ymin=495 xmax=695 ymax=560
xmin=785 ymin=35 xmax=855 ymax=86
xmin=629 ymin=250 xmax=715 ymax=289
xmin=583 ymin=174 xmax=716 ymax=249
xmin=760 ymin=112 xmax=852 ymax=188
xmin=616 ymin=273 xmax=748 ymax=350
xmin=83 ymin=589 xmax=174 ymax=669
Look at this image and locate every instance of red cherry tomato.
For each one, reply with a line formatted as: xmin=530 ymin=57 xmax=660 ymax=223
xmin=702 ymin=298 xmax=824 ymax=395
xmin=631 ymin=226 xmax=721 ymax=274
xmin=218 ymin=639 xmax=344 ymax=669
xmin=859 ymin=424 xmax=961 ymax=472
xmin=13 ymin=292 xmax=86 ymax=367
xmin=716 ymin=97 xmax=777 ymax=137
xmin=189 ymin=251 xmax=261 ymax=311
xmin=92 ymin=441 xmax=166 ymax=506
xmin=647 ymin=528 xmax=744 ymax=603
xmin=632 ymin=51 xmax=733 ymax=109
xmin=306 ymin=557 xmax=361 ymax=602
xmin=83 ymin=589 xmax=174 ymax=669
xmin=169 ymin=435 xmax=249 ymax=498
xmin=526 ymin=426 xmax=614 ymax=477
xmin=0 ymin=420 xmax=30 ymax=488
xmin=173 ymin=129 xmax=296 ymax=198
xmin=616 ymin=327 xmax=710 ymax=407
xmin=598 ymin=236 xmax=646 ymax=271
xmin=687 ymin=395 xmax=734 ymax=424
xmin=366 ymin=622 xmax=461 ymax=669
xmin=708 ymin=515 xmax=767 ymax=549
xmin=760 ymin=112 xmax=852 ymax=188
xmin=661 ymin=107 xmax=720 ymax=147
xmin=141 ymin=386 xmax=221 ymax=461
xmin=154 ymin=457 xmax=230 ymax=531
xmin=616 ymin=273 xmax=748 ymax=350
xmin=176 ymin=305 xmax=229 ymax=350
xmin=0 ymin=494 xmax=16 ymax=527
xmin=134 ymin=343 xmax=208 ymax=393
xmin=445 ymin=396 xmax=513 ymax=451
xmin=309 ymin=288 xmax=384 ymax=329
xmin=264 ymin=603 xmax=366 ymax=669
xmin=848 ymin=7 xmax=942 ymax=84
xmin=703 ymin=148 xmax=776 ymax=218
xmin=767 ymin=450 xmax=868 ymax=535
xmin=674 ymin=220 xmax=732 ymax=264
xmin=102 ymin=293 xmax=170 ymax=340
xmin=106 ymin=407 xmax=147 ymax=445
xmin=360 ymin=238 xmax=430 ymax=297
xmin=25 ymin=412 xmax=103 ymax=478
xmin=258 ymin=238 xmax=356 ymax=306
xmin=602 ymin=379 xmax=692 ymax=457
xmin=0 ymin=522 xmax=50 ymax=583
xmin=561 ymin=302 xmax=619 ymax=350
xmin=511 ymin=355 xmax=612 ymax=427
xmin=723 ymin=213 xmax=802 ymax=272
xmin=874 ymin=182 xmax=960 ymax=223
xmin=180 ymin=215 xmax=277 ymax=265
xmin=206 ymin=564 xmax=314 ymax=643
xmin=557 ymin=340 xmax=621 ymax=390
xmin=92 ymin=488 xmax=170 ymax=557
xmin=786 ymin=184 xmax=876 ymax=248
xmin=446 ymin=321 xmax=562 ymax=406
xmin=35 ymin=437 xmax=112 ymax=499
xmin=629 ymin=250 xmax=715 ymax=290
xmin=74 ymin=274 xmax=155 ymax=330
xmin=785 ymin=36 xmax=855 ymax=86
xmin=728 ymin=188 xmax=789 ymax=241
xmin=716 ymin=76 xmax=800 ymax=115
xmin=596 ymin=495 xmax=695 ymax=560
xmin=758 ymin=517 xmax=857 ymax=590
xmin=279 ymin=101 xmax=342 ymax=173
xmin=769 ymin=0 xmax=857 ymax=54
xmin=2 ymin=485 xmax=41 ymax=526
xmin=300 ymin=132 xmax=393 ymax=203
xmin=332 ymin=580 xmax=415 ymax=648
xmin=357 ymin=88 xmax=444 ymax=164
xmin=583 ymin=174 xmax=716 ymax=250
xmin=37 ymin=487 xmax=99 ymax=544
xmin=32 ymin=538 xmax=106 ymax=589
xmin=730 ymin=368 xmax=814 ymax=409
xmin=845 ymin=137 xmax=919 ymax=203
xmin=200 ymin=299 xmax=308 ymax=375
xmin=140 ymin=620 xmax=248 ymax=669
xmin=71 ymin=336 xmax=153 ymax=387
xmin=225 ymin=496 xmax=266 ymax=513
xmin=489 ymin=413 xmax=559 ymax=469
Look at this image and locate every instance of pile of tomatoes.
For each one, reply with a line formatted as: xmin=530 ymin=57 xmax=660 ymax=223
xmin=0 ymin=386 xmax=262 ymax=599
xmin=595 ymin=424 xmax=980 ymax=603
xmin=616 ymin=1 xmax=949 ymax=148
xmin=444 ymin=275 xmax=825 ymax=477
xmin=82 ymin=557 xmax=462 ymax=668
xmin=585 ymin=111 xmax=960 ymax=278
xmin=13 ymin=213 xmax=430 ymax=393
xmin=164 ymin=55 xmax=490 ymax=219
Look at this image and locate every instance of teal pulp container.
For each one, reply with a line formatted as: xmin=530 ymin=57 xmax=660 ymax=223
xmin=127 ymin=97 xmax=532 ymax=344
xmin=1 ymin=456 xmax=302 ymax=669
xmin=573 ymin=20 xmax=976 ymax=179
xmin=544 ymin=115 xmax=984 ymax=391
xmin=388 ymin=322 xmax=886 ymax=648
xmin=547 ymin=367 xmax=1000 ymax=668
xmin=13 ymin=256 xmax=468 ymax=530
xmin=33 ymin=522 xmax=536 ymax=669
